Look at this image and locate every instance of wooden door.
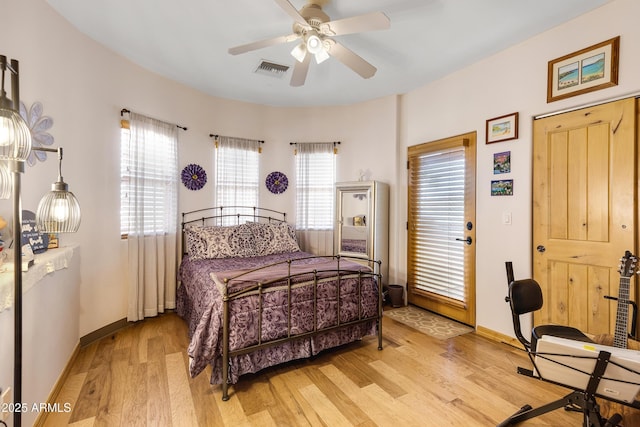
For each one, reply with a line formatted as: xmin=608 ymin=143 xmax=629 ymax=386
xmin=407 ymin=132 xmax=476 ymax=326
xmin=532 ymin=98 xmax=637 ymax=335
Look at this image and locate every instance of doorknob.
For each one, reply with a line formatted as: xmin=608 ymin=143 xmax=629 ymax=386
xmin=536 ymin=245 xmax=546 ymax=253
xmin=456 ymin=236 xmax=472 ymax=245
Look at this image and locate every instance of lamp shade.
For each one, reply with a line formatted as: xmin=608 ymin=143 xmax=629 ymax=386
xmin=314 ymin=47 xmax=330 ymax=64
xmin=0 ymin=161 xmax=10 ymax=199
xmin=0 ymin=107 xmax=31 ymax=161
xmin=291 ymin=43 xmax=307 ymax=63
xmin=36 ymin=180 xmax=81 ymax=233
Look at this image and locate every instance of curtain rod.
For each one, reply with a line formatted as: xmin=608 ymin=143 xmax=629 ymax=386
xmin=120 ymin=108 xmax=187 ymax=131
xmin=209 ymin=134 xmax=264 ymax=143
xmin=289 ymin=141 xmax=341 ymax=145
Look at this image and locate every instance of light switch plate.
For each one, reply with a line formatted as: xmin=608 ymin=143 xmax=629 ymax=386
xmin=503 ymin=212 xmax=512 ymax=225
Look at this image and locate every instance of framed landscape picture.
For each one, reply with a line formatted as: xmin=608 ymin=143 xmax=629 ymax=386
xmin=486 ymin=112 xmax=518 ymax=144
xmin=547 ymin=36 xmax=619 ymax=103
xmin=491 ymin=179 xmax=513 ymax=196
xmin=493 ymin=151 xmax=511 ymax=174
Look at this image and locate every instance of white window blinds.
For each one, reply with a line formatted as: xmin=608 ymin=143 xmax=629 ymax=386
xmin=215 ymin=136 xmax=260 ymax=224
xmin=409 ymin=147 xmax=466 ymax=301
xmin=295 ymin=142 xmax=336 ymax=230
xmin=120 ymin=113 xmax=178 ymax=237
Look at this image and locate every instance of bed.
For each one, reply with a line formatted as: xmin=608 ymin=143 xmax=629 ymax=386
xmin=176 ymin=207 xmax=383 ymax=400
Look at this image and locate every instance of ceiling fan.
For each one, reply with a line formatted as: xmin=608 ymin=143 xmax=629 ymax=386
xmin=228 ymin=0 xmax=390 ymax=87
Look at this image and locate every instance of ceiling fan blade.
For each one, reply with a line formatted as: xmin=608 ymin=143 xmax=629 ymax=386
xmin=290 ymin=54 xmax=311 ymax=87
xmin=328 ymin=41 xmax=377 ymax=79
xmin=228 ymin=33 xmax=299 ymax=55
xmin=320 ymin=11 xmax=390 ymax=36
xmin=274 ymin=0 xmax=309 ymax=28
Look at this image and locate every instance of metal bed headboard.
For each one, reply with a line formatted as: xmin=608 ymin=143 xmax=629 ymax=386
xmin=182 ymin=206 xmax=287 ymax=227
xmin=181 ymin=206 xmax=289 ymax=255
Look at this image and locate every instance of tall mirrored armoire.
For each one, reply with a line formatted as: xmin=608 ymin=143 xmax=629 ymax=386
xmin=334 ymin=181 xmax=389 ymax=285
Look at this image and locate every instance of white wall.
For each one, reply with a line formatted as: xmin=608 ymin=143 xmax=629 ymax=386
xmin=398 ymin=0 xmax=640 ymax=336
xmin=0 ymin=249 xmax=80 ymax=427
xmin=258 ymin=99 xmax=398 ymax=214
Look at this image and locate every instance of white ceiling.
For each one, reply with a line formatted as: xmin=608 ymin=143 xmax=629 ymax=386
xmin=47 ymin=0 xmax=611 ymax=108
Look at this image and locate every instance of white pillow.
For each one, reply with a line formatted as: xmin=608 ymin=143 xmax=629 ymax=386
xmin=245 ymin=222 xmax=301 ymax=256
xmin=185 ymin=223 xmax=257 ymax=259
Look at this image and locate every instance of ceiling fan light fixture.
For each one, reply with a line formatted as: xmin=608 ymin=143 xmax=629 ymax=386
xmin=314 ymin=47 xmax=330 ymax=64
xmin=306 ymin=32 xmax=323 ymax=55
xmin=228 ymin=1 xmax=390 ymax=86
xmin=291 ymin=43 xmax=307 ymax=63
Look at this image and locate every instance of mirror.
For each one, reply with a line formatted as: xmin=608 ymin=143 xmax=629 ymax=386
xmin=338 ymin=188 xmax=370 ymax=255
xmin=334 ymin=180 xmax=389 ymax=283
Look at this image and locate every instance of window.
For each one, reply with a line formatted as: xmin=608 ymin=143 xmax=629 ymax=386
xmin=409 ymin=146 xmax=466 ymax=300
xmin=295 ymin=142 xmax=336 ymax=230
xmin=215 ymin=136 xmax=261 ymax=224
xmin=120 ymin=113 xmax=178 ymax=237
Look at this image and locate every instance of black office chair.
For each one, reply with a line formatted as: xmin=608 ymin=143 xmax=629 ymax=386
xmin=499 ymin=261 xmax=631 ymax=427
xmin=506 ymin=275 xmax=593 ymax=353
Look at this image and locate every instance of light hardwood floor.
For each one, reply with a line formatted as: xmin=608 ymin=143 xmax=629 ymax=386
xmin=41 ymin=311 xmax=589 ymax=426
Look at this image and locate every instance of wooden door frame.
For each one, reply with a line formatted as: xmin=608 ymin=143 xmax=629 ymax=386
xmin=407 ymin=131 xmax=476 ymax=326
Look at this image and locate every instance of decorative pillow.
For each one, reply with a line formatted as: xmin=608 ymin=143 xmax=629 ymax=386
xmin=246 ymin=222 xmax=301 ymax=256
xmin=226 ymin=224 xmax=257 ymax=257
xmin=184 ymin=225 xmax=207 ymax=259
xmin=185 ymin=223 xmax=256 ymax=259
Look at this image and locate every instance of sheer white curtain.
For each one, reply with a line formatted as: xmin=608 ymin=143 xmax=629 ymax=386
xmin=125 ymin=112 xmax=178 ymax=321
xmin=215 ymin=136 xmax=261 ymax=224
xmin=295 ymin=142 xmax=336 ymax=254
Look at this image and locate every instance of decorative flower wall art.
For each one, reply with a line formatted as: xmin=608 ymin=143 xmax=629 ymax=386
xmin=19 ymin=101 xmax=54 ymax=166
xmin=181 ymin=163 xmax=207 ymax=190
xmin=265 ymin=171 xmax=288 ymax=194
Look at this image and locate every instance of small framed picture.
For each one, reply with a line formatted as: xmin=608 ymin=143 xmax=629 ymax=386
xmin=486 ymin=112 xmax=518 ymax=144
xmin=353 ymin=215 xmax=366 ymax=226
xmin=547 ymin=36 xmax=619 ymax=103
xmin=47 ymin=233 xmax=59 ymax=249
xmin=491 ymin=179 xmax=513 ymax=196
xmin=493 ymin=151 xmax=511 ymax=174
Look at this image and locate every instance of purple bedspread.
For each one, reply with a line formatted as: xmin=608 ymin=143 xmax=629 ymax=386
xmin=341 ymin=238 xmax=367 ymax=253
xmin=177 ymin=252 xmax=379 ymax=384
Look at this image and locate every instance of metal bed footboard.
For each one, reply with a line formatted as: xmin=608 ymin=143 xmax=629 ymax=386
xmin=219 ymin=255 xmax=383 ymax=401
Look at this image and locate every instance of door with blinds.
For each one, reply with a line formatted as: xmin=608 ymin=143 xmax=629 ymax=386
xmin=407 ymin=132 xmax=476 ymax=326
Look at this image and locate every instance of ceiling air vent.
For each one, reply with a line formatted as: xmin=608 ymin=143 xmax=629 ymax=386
xmin=254 ymin=60 xmax=290 ymax=78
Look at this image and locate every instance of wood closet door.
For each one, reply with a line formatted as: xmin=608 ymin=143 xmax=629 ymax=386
xmin=532 ymin=98 xmax=637 ymax=335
